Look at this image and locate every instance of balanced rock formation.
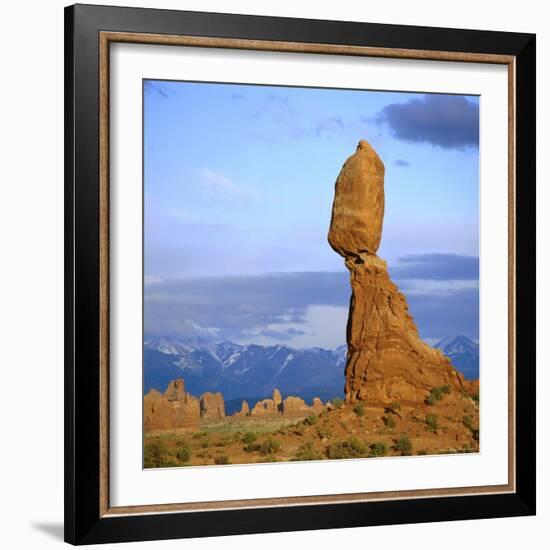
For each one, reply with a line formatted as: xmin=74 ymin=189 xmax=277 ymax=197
xmin=328 ymin=140 xmax=465 ymax=404
xmin=200 ymin=392 xmax=225 ymax=420
xmin=144 ymin=379 xmax=200 ymax=430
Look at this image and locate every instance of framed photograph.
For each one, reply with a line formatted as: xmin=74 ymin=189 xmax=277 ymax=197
xmin=64 ymin=3 xmax=536 ymax=545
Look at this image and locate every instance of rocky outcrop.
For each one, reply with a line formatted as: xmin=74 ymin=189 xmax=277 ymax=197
xmin=200 ymin=392 xmax=225 ymax=419
xmin=281 ymin=396 xmax=311 ymax=417
xmin=144 ymin=379 xmax=200 ymax=430
xmin=234 ymin=400 xmax=250 ymax=416
xmin=311 ymin=397 xmax=324 ymax=414
xmin=328 ymin=140 xmax=465 ymax=404
xmin=250 ymin=398 xmax=278 ymax=416
xmin=272 ymin=388 xmax=282 ymax=407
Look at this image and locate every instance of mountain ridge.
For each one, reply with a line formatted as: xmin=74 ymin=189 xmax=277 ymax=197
xmin=144 ymin=336 xmax=478 ymax=400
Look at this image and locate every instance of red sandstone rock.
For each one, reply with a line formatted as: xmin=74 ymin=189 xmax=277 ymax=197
xmin=311 ymin=397 xmax=324 ymax=414
xmin=144 ymin=379 xmax=200 ymax=430
xmin=200 ymin=392 xmax=225 ymax=419
xmin=328 ymin=140 xmax=465 ymax=405
xmin=234 ymin=400 xmax=250 ymax=416
xmin=282 ymin=396 xmax=311 ymax=416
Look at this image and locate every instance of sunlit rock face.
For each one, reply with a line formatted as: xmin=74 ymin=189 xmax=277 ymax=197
xmin=329 ymin=140 xmax=465 ymax=404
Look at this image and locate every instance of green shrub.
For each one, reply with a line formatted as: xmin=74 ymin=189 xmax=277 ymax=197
xmin=353 ymin=404 xmax=365 ymax=417
xmin=332 ymin=398 xmax=344 ymax=409
xmin=258 ymin=437 xmax=282 ymax=456
xmin=214 ymin=455 xmax=230 ymax=465
xmin=176 ymin=441 xmax=192 ymax=462
xmin=425 ymin=414 xmax=439 ymax=431
xmin=472 ymin=390 xmax=480 ymax=404
xmin=304 ymin=414 xmax=319 ymax=426
xmin=316 ymin=426 xmax=332 ymax=439
xmin=144 ymin=441 xmax=165 ymax=468
xmin=389 ymin=401 xmax=401 ymax=412
xmin=395 ymin=436 xmax=413 ymax=456
xmin=440 ymin=385 xmax=451 ymax=395
xmin=382 ymin=415 xmax=396 ymax=429
xmin=462 ymin=415 xmax=473 ymax=430
xmin=242 ymin=432 xmax=257 ymax=445
xmin=471 ymin=428 xmax=479 ymax=441
xmin=425 ymin=395 xmax=436 ymax=406
xmin=293 ymin=442 xmax=323 ymax=461
xmin=369 ymin=442 xmax=388 ymax=457
xmin=326 ymin=437 xmax=369 ymax=459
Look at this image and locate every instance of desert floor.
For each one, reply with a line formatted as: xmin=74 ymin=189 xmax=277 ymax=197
xmin=144 ymin=386 xmax=479 ymax=468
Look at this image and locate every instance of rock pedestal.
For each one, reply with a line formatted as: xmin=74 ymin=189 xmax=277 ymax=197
xmin=328 ymin=140 xmax=465 ymax=404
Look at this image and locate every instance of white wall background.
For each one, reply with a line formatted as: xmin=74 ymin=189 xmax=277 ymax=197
xmin=0 ymin=1 xmax=546 ymax=548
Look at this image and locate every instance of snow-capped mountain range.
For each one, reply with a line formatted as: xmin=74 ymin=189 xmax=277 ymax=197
xmin=435 ymin=335 xmax=479 ymax=379
xmin=144 ymin=335 xmax=478 ymax=401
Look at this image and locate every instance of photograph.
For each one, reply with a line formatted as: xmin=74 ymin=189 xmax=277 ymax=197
xmin=142 ymin=80 xmax=481 ymax=468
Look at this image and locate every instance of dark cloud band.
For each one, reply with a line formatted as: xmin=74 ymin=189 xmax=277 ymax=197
xmin=375 ymin=95 xmax=479 ymax=149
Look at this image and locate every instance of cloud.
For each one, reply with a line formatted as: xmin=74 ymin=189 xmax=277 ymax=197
xmin=375 ymin=95 xmax=479 ymax=149
xmin=231 ymin=93 xmax=245 ymax=100
xmin=390 ymin=254 xmax=479 ymax=281
xmin=144 ymin=81 xmax=169 ymax=99
xmin=197 ymin=168 xmax=253 ymax=202
xmin=145 ymin=254 xmax=479 ymax=345
xmin=315 ymin=117 xmax=344 ymax=138
xmin=394 ymin=159 xmax=410 ymax=167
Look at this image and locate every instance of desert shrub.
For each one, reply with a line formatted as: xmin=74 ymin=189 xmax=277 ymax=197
xmin=326 ymin=437 xmax=369 ymax=459
xmin=304 ymin=414 xmax=319 ymax=426
xmin=425 ymin=394 xmax=436 ymax=406
xmin=389 ymin=401 xmax=401 ymax=412
xmin=200 ymin=438 xmax=210 ymax=449
xmin=395 ymin=435 xmax=413 ymax=456
xmin=417 ymin=449 xmax=428 ymax=455
xmin=472 ymin=390 xmax=480 ymax=404
xmin=425 ymin=414 xmax=439 ymax=431
xmin=176 ymin=440 xmax=192 ymax=462
xmin=353 ymin=404 xmax=365 ymax=417
xmin=369 ymin=442 xmax=388 ymax=457
xmin=258 ymin=437 xmax=282 ymax=456
xmin=440 ymin=385 xmax=451 ymax=395
xmin=214 ymin=454 xmax=230 ymax=465
xmin=332 ymin=398 xmax=344 ymax=409
xmin=144 ymin=441 xmax=166 ymax=468
xmin=316 ymin=426 xmax=332 ymax=439
xmin=293 ymin=423 xmax=306 ymax=436
xmin=242 ymin=432 xmax=257 ymax=445
xmin=462 ymin=415 xmax=473 ymax=430
xmin=471 ymin=428 xmax=479 ymax=441
xmin=293 ymin=441 xmax=323 ymax=461
xmin=382 ymin=415 xmax=396 ymax=429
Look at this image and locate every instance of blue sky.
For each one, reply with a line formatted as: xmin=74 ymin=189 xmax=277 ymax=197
xmin=144 ymin=80 xmax=479 ymax=348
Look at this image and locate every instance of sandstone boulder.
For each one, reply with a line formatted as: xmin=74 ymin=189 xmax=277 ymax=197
xmin=200 ymin=392 xmax=225 ymax=419
xmin=328 ymin=139 xmax=385 ymax=257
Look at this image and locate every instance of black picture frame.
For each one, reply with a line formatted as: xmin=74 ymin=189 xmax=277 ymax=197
xmin=65 ymin=3 xmax=536 ymax=545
